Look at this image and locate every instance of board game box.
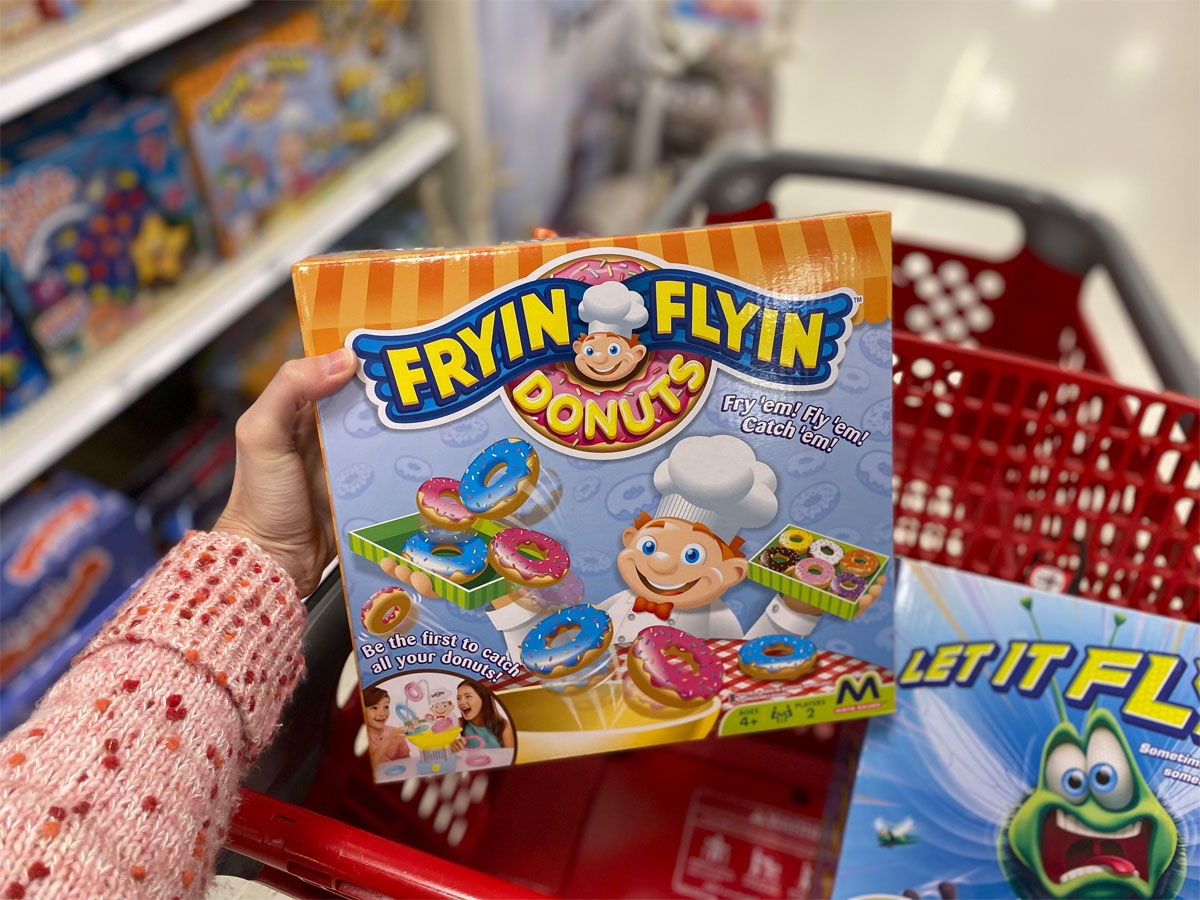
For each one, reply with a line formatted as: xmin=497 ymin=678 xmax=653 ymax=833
xmin=834 ymin=561 xmax=1199 ymax=900
xmin=294 ymin=216 xmax=896 ymax=782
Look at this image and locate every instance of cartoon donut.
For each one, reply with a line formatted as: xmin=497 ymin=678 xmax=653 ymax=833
xmin=360 ymin=587 xmax=416 ymax=635
xmin=458 ymin=438 xmax=539 ymax=519
xmin=401 ymin=530 xmax=489 ymax=583
xmin=788 ymin=481 xmax=840 ymax=525
xmin=808 ymin=538 xmax=845 ymax=567
xmin=333 ymin=462 xmax=375 ymax=499
xmin=840 ymin=550 xmax=879 ymax=578
xmin=394 ymin=455 xmax=433 ymax=481
xmin=831 ymin=571 xmax=866 ymax=599
xmin=626 ymin=626 xmax=723 ymax=712
xmin=762 ymin=546 xmax=802 ymax=574
xmin=520 ymin=604 xmax=612 ymax=679
xmin=797 ymin=558 xmax=835 ymax=589
xmin=489 ymin=527 xmax=570 ymax=588
xmin=860 ymin=396 xmax=891 ymax=442
xmin=778 ymin=528 xmax=814 ymax=555
xmin=738 ymin=635 xmax=818 ymax=681
xmin=440 ymin=417 xmax=489 ymax=447
xmin=856 ymin=450 xmax=892 ymax=497
xmin=859 ymin=326 xmax=891 ymax=368
xmin=415 ymin=477 xmax=477 ymax=530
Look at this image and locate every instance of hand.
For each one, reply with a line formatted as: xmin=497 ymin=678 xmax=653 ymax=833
xmin=215 ymin=349 xmax=356 ymax=596
xmin=856 ymin=575 xmax=887 ymax=613
xmin=379 ymin=557 xmax=439 ymax=598
xmin=450 ymin=737 xmax=466 ymax=753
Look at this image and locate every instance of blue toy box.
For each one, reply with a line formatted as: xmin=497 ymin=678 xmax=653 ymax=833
xmin=0 ymin=472 xmax=158 ymax=723
xmin=834 ymin=561 xmax=1199 ymax=900
xmin=0 ymin=97 xmax=209 ymax=374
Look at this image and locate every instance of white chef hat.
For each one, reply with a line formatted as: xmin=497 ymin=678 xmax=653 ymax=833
xmin=577 ymin=281 xmax=648 ymax=338
xmin=653 ymin=435 xmax=779 ymax=543
xmin=430 ymin=688 xmax=451 ymax=702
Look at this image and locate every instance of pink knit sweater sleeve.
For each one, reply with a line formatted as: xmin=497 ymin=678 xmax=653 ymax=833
xmin=1 ymin=530 xmax=307 ymax=900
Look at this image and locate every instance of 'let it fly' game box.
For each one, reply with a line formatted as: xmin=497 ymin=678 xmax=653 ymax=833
xmin=835 ymin=561 xmax=1199 ymax=900
xmin=294 ymin=217 xmax=896 ymax=782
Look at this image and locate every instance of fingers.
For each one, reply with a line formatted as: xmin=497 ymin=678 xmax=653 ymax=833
xmin=410 ymin=570 xmax=436 ymax=598
xmin=237 ymin=349 xmax=355 ymax=456
xmin=382 ymin=562 xmax=437 ymax=598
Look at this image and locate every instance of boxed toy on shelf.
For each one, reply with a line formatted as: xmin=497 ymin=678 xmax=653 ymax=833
xmin=163 ymin=9 xmax=348 ymax=256
xmin=0 ymin=289 xmax=50 ymax=418
xmin=0 ymin=95 xmax=210 ymax=374
xmin=0 ymin=472 xmax=158 ymax=707
xmin=834 ymin=561 xmax=1200 ymax=900
xmin=318 ymin=0 xmax=427 ymax=148
xmin=294 ymin=215 xmax=895 ymax=783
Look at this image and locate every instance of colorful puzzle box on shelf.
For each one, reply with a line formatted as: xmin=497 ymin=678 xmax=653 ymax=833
xmin=294 ymin=215 xmax=895 ymax=782
xmin=834 ymin=561 xmax=1200 ymax=900
xmin=0 ymin=95 xmax=209 ymax=374
xmin=164 ymin=10 xmax=348 ymax=256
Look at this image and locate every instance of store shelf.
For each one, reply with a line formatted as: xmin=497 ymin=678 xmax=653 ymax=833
xmin=0 ymin=114 xmax=457 ymax=502
xmin=0 ymin=0 xmax=250 ymax=123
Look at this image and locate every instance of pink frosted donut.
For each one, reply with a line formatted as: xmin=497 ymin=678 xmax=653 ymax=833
xmin=490 ymin=527 xmax=569 ymax=588
xmin=360 ymin=587 xmax=415 ymax=635
xmin=416 ymin=477 xmax=476 ymax=530
xmin=465 ymin=755 xmax=492 ymax=767
xmin=627 ymin=625 xmax=723 ymax=712
xmin=553 ymin=256 xmax=648 ymax=284
xmin=430 ymin=716 xmax=454 ymax=734
xmin=798 ymin=557 xmax=835 ymax=589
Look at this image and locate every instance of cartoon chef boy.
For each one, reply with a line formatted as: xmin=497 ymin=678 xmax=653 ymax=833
xmin=478 ymin=435 xmax=777 ymax=654
xmin=572 ymin=282 xmax=648 ymax=384
xmin=425 ymin=688 xmax=456 ymax=728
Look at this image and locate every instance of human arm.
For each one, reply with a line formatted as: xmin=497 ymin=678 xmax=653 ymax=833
xmin=0 ymin=350 xmax=354 ymax=900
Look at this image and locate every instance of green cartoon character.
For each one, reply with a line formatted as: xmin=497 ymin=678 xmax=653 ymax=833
xmin=998 ymin=603 xmax=1186 ymax=898
xmin=888 ymin=600 xmax=1192 ymax=900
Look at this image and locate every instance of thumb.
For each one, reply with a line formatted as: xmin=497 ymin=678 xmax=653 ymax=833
xmin=237 ymin=349 xmax=355 ymax=455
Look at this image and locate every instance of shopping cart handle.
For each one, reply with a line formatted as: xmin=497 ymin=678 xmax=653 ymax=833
xmin=649 ymin=148 xmax=1198 ymax=397
xmin=229 ymin=788 xmax=546 ymax=899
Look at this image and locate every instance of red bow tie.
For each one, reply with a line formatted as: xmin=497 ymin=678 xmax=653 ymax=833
xmin=633 ymin=597 xmax=674 ymax=620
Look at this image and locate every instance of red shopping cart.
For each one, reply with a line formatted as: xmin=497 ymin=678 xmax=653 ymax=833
xmin=226 ymin=153 xmax=1198 ymax=898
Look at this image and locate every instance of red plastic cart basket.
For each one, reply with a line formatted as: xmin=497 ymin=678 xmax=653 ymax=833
xmin=227 ymin=154 xmax=1198 ymax=898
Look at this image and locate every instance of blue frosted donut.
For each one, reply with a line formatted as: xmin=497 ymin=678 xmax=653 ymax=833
xmin=401 ymin=529 xmax=489 ymax=584
xmin=738 ymin=635 xmax=818 ymax=681
xmin=458 ymin=438 xmax=539 ymax=518
xmin=521 ymin=603 xmax=613 ymax=678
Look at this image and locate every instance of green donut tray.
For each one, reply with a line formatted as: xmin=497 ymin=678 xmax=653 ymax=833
xmin=747 ymin=524 xmax=890 ymax=620
xmin=347 ymin=513 xmax=509 ymax=610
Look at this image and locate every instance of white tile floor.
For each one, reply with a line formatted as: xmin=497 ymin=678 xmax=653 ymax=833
xmin=770 ymin=0 xmax=1198 ymax=391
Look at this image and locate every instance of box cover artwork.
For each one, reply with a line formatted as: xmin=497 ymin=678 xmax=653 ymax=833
xmin=294 ymin=216 xmax=896 ymax=782
xmin=835 ymin=561 xmax=1199 ymax=900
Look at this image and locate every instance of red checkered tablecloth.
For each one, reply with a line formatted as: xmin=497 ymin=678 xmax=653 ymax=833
xmin=494 ymin=639 xmax=892 ymax=711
